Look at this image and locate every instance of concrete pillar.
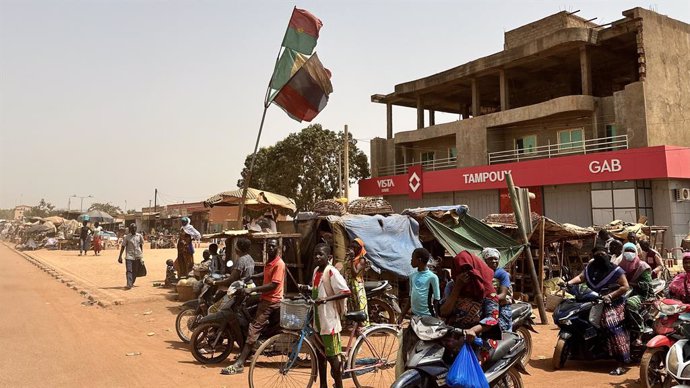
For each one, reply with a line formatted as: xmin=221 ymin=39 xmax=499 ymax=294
xmin=386 ymin=103 xmax=393 ymax=139
xmin=580 ymin=46 xmax=592 ymax=95
xmin=429 ymin=110 xmax=435 ymax=126
xmin=471 ymin=78 xmax=480 ymax=117
xmin=499 ymin=69 xmax=509 ymax=111
xmin=416 ymin=95 xmax=424 ymax=129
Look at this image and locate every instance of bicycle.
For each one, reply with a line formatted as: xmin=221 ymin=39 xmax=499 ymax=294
xmin=248 ymin=293 xmax=401 ymax=388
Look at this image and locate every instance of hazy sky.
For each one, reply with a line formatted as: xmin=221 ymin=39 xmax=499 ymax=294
xmin=1 ymin=0 xmax=688 ymax=211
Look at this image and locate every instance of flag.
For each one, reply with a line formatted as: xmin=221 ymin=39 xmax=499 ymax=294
xmin=272 ymin=53 xmax=333 ymax=122
xmin=282 ymin=8 xmax=323 ymax=55
xmin=269 ymin=48 xmax=308 ymax=94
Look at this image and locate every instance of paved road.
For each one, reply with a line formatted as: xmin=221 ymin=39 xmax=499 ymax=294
xmin=0 ymin=243 xmax=642 ymax=387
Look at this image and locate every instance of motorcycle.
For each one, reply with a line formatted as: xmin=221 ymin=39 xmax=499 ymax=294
xmin=640 ymin=298 xmax=690 ymax=388
xmin=175 ymin=273 xmax=224 ymax=343
xmin=665 ymin=316 xmax=690 ymax=388
xmin=362 ymin=280 xmax=401 ymax=324
xmin=511 ymin=301 xmax=538 ymax=368
xmin=189 ymin=280 xmax=281 ymax=364
xmin=391 ymin=315 xmax=528 ymax=388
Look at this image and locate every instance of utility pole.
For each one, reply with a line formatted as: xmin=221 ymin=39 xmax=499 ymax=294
xmin=337 ymin=153 xmax=342 ymax=198
xmin=154 ymin=189 xmax=157 ymax=213
xmin=506 ymin=172 xmax=548 ymax=324
xmin=343 ymin=124 xmax=349 ymax=199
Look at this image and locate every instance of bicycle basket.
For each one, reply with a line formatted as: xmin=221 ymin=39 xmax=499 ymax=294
xmin=280 ymin=299 xmax=311 ymax=330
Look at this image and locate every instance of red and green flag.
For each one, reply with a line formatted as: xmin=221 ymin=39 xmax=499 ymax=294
xmin=282 ymin=8 xmax=323 ymax=55
xmin=272 ymin=53 xmax=333 ymax=123
xmin=269 ymin=48 xmax=308 ymax=95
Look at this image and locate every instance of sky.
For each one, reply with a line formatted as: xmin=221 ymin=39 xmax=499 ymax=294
xmin=1 ymin=0 xmax=688 ymax=212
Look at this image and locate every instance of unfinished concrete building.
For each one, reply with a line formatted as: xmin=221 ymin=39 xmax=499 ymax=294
xmin=359 ymin=8 xmax=690 ymax=247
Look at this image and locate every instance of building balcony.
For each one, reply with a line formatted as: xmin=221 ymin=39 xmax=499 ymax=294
xmin=377 ymin=156 xmax=457 ymax=177
xmin=488 ymin=134 xmax=629 ymax=165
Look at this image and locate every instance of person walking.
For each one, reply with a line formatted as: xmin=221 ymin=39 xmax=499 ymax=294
xmin=92 ymin=221 xmax=103 ymax=256
xmin=78 ymin=219 xmax=91 ymax=256
xmin=118 ymin=223 xmax=144 ymax=290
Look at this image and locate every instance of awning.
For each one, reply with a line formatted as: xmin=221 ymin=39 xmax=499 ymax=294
xmin=204 ymin=188 xmax=297 ymax=214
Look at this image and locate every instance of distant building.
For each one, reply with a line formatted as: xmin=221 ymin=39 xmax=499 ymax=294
xmin=360 ymin=8 xmax=690 ymax=247
xmin=13 ymin=205 xmax=32 ymax=220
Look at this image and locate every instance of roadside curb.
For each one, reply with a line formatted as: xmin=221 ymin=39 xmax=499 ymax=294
xmin=3 ymin=242 xmax=114 ymax=308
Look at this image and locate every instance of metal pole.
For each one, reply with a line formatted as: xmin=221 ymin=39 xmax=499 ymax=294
xmin=237 ymin=105 xmax=269 ymax=229
xmin=506 ymin=172 xmax=549 ymax=324
xmin=343 ymin=124 xmax=349 ymax=199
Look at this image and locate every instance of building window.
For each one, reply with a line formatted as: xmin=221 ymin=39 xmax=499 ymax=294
xmin=558 ymin=128 xmax=584 ymax=151
xmin=421 ymin=152 xmax=435 ymax=167
xmin=448 ymin=147 xmax=457 ymax=159
xmin=515 ymin=135 xmax=537 ymax=155
xmin=591 ymin=180 xmax=653 ymax=225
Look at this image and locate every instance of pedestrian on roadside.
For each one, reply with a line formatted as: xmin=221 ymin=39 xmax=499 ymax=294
xmin=399 ymin=247 xmax=441 ymax=321
xmin=343 ymin=238 xmax=369 ymax=326
xmin=175 ymin=217 xmax=200 ymax=278
xmin=221 ymin=238 xmax=285 ymax=375
xmin=92 ymin=221 xmax=103 ymax=256
xmin=118 ymin=223 xmax=144 ymax=290
xmin=79 ymin=219 xmax=91 ymax=256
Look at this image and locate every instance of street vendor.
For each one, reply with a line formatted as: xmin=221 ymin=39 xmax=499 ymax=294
xmin=343 ymin=238 xmax=369 ymax=326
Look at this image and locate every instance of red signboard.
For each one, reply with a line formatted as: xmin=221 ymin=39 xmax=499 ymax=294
xmin=407 ymin=165 xmax=423 ymax=199
xmin=359 ymin=146 xmax=690 ymax=197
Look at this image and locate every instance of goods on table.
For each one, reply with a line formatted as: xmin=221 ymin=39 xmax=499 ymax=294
xmin=347 ymin=197 xmax=394 ymax=216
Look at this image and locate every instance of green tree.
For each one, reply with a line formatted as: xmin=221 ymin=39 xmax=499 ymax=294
xmin=25 ymin=199 xmax=56 ymax=218
xmin=0 ymin=209 xmax=14 ymax=219
xmin=88 ymin=202 xmax=123 ymax=215
xmin=238 ymin=124 xmax=370 ymax=211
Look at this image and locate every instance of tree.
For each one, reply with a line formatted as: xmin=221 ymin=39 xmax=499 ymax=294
xmin=88 ymin=202 xmax=123 ymax=215
xmin=238 ymin=124 xmax=370 ymax=211
xmin=25 ymin=199 xmax=56 ymax=218
xmin=0 ymin=209 xmax=13 ymax=219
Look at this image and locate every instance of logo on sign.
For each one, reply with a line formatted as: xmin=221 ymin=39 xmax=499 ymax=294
xmin=376 ymin=179 xmax=395 ymax=193
xmin=463 ymin=170 xmax=511 ymax=184
xmin=589 ymin=159 xmax=622 ymax=174
xmin=409 ymin=172 xmax=421 ymax=192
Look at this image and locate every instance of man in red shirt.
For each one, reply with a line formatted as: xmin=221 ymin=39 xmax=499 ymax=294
xmin=222 ymin=238 xmax=285 ymax=375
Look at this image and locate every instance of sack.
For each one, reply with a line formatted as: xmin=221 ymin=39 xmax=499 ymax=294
xmin=446 ymin=342 xmax=489 ymax=388
xmin=137 ymin=260 xmax=148 ymax=277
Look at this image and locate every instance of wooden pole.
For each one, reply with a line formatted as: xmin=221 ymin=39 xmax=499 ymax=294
xmin=539 ymin=217 xmax=546 ymax=296
xmin=343 ymin=125 xmax=349 ymax=199
xmin=506 ymin=172 xmax=549 ymax=324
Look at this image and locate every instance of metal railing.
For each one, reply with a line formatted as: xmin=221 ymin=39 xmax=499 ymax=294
xmin=377 ymin=156 xmax=457 ymax=176
xmin=488 ymin=134 xmax=628 ymax=165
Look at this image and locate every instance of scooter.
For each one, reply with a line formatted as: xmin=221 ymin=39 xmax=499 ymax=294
xmin=362 ymin=280 xmax=402 ymax=324
xmin=664 ymin=315 xmax=690 ymax=388
xmin=640 ymin=299 xmax=690 ymax=388
xmin=391 ymin=315 xmax=528 ymax=388
xmin=189 ymin=280 xmax=281 ymax=364
xmin=511 ymin=301 xmax=538 ymax=368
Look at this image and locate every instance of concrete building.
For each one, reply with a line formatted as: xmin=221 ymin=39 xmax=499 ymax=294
xmin=13 ymin=205 xmax=32 ymax=220
xmin=359 ymin=8 xmax=690 ymax=247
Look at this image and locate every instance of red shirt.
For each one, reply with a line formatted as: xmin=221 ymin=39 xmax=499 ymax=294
xmin=261 ymin=256 xmax=285 ymax=303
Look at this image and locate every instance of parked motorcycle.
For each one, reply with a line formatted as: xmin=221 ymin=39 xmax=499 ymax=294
xmin=640 ymin=298 xmax=690 ymax=388
xmin=511 ymin=301 xmax=537 ymax=368
xmin=391 ymin=315 xmax=528 ymax=388
xmin=360 ymin=280 xmax=401 ymax=324
xmin=189 ymin=280 xmax=281 ymax=364
xmin=175 ymin=273 xmax=224 ymax=343
xmin=664 ymin=316 xmax=690 ymax=388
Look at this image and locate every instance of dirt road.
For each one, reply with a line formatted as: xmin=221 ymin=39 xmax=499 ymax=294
xmin=0 ymin=243 xmax=642 ymax=387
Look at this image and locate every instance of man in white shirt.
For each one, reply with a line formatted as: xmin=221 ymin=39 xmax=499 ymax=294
xmin=118 ymin=223 xmax=144 ymax=289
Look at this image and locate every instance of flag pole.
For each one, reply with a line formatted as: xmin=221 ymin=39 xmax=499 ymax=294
xmin=236 ymin=7 xmax=297 ymax=229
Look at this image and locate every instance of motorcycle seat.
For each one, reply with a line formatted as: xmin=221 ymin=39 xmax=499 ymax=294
xmin=511 ymin=302 xmax=531 ymax=320
xmin=345 ymin=310 xmax=369 ymax=323
xmin=364 ymin=281 xmax=388 ymax=293
xmin=488 ymin=332 xmax=520 ymax=363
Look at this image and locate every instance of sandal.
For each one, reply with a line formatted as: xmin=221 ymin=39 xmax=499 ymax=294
xmin=609 ymin=367 xmax=629 ymax=376
xmin=220 ymin=365 xmax=244 ymax=375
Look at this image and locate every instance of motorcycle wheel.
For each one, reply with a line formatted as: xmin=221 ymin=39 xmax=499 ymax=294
xmin=492 ymin=367 xmax=524 ymax=388
xmin=175 ymin=307 xmax=198 ymax=343
xmin=552 ymin=337 xmax=570 ymax=370
xmin=190 ymin=323 xmax=235 ymax=364
xmin=369 ymin=298 xmax=397 ymax=324
xmin=640 ymin=347 xmax=672 ymax=388
xmin=515 ymin=326 xmax=532 ymax=368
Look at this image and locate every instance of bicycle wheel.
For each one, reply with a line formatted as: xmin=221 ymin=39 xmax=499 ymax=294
xmin=349 ymin=326 xmax=400 ymax=388
xmin=249 ymin=332 xmax=318 ymax=388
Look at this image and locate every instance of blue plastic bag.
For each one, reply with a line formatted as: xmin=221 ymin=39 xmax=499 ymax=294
xmin=446 ymin=340 xmax=489 ymax=388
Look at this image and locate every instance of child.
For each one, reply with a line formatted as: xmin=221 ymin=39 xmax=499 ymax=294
xmin=165 ymin=259 xmax=176 ymax=287
xmin=400 ymin=247 xmax=441 ymax=320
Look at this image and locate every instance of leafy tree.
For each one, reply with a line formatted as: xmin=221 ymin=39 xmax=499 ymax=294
xmin=238 ymin=124 xmax=370 ymax=211
xmin=88 ymin=202 xmax=123 ymax=215
xmin=25 ymin=199 xmax=56 ymax=218
xmin=0 ymin=209 xmax=14 ymax=219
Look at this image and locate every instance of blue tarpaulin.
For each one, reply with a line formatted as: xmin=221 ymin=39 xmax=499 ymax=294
xmin=337 ymin=214 xmax=420 ymax=278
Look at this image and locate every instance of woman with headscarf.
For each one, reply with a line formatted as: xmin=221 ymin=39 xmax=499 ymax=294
xmin=669 ymin=253 xmax=690 ymax=303
xmin=619 ymin=242 xmax=653 ymax=339
xmin=440 ymin=251 xmax=501 ymax=344
xmin=174 ymin=217 xmax=201 ymax=278
xmin=343 ymin=238 xmax=369 ymax=326
xmin=565 ymin=249 xmax=631 ymax=375
xmin=481 ymin=248 xmax=513 ymax=331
